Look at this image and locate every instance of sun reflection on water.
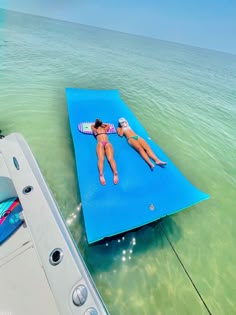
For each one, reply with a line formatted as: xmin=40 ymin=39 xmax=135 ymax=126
xmin=66 ymin=203 xmax=81 ymax=226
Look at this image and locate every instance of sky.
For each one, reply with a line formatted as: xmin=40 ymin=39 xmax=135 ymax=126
xmin=0 ymin=0 xmax=235 ymax=54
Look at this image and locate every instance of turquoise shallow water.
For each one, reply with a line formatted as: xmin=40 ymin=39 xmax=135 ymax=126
xmin=1 ymin=9 xmax=236 ymax=315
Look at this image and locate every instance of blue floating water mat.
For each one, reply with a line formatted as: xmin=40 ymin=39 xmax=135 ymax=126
xmin=66 ymin=88 xmax=209 ymax=244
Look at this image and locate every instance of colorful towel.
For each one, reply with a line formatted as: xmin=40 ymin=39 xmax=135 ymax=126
xmin=0 ymin=198 xmax=23 ymax=244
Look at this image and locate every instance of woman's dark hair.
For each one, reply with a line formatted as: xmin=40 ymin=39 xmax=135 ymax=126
xmin=94 ymin=118 xmax=102 ymax=129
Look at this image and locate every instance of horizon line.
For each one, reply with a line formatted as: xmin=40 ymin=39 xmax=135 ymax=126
xmin=1 ymin=7 xmax=235 ymax=57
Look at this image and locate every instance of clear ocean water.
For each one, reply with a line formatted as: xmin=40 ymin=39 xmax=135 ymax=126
xmin=1 ymin=9 xmax=236 ymax=315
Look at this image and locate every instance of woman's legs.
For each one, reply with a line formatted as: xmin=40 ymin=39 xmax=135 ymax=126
xmin=138 ymin=138 xmax=167 ymax=165
xmin=105 ymin=143 xmax=118 ymax=184
xmin=128 ymin=138 xmax=154 ymax=169
xmin=96 ymin=143 xmax=106 ymax=185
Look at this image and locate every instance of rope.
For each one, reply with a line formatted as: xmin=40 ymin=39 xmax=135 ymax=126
xmin=160 ymin=222 xmax=212 ymax=315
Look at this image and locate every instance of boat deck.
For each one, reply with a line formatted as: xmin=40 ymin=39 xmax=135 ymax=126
xmin=0 ymin=225 xmax=60 ymax=314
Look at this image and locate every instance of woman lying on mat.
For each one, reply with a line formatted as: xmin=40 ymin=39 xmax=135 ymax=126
xmin=117 ymin=117 xmax=167 ymax=170
xmin=91 ymin=118 xmax=118 ymax=185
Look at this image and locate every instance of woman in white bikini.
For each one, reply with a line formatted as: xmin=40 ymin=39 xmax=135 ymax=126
xmin=91 ymin=118 xmax=118 ymax=185
xmin=117 ymin=117 xmax=167 ymax=170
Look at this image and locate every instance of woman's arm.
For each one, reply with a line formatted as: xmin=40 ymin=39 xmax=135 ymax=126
xmin=117 ymin=127 xmax=124 ymax=137
xmin=102 ymin=124 xmax=110 ymax=132
xmin=91 ymin=124 xmax=97 ymax=134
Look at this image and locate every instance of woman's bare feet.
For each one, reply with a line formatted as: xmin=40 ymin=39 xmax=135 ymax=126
xmin=150 ymin=163 xmax=155 ymax=170
xmin=113 ymin=172 xmax=118 ymax=184
xmin=100 ymin=174 xmax=106 ymax=185
xmin=155 ymin=160 xmax=167 ymax=167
